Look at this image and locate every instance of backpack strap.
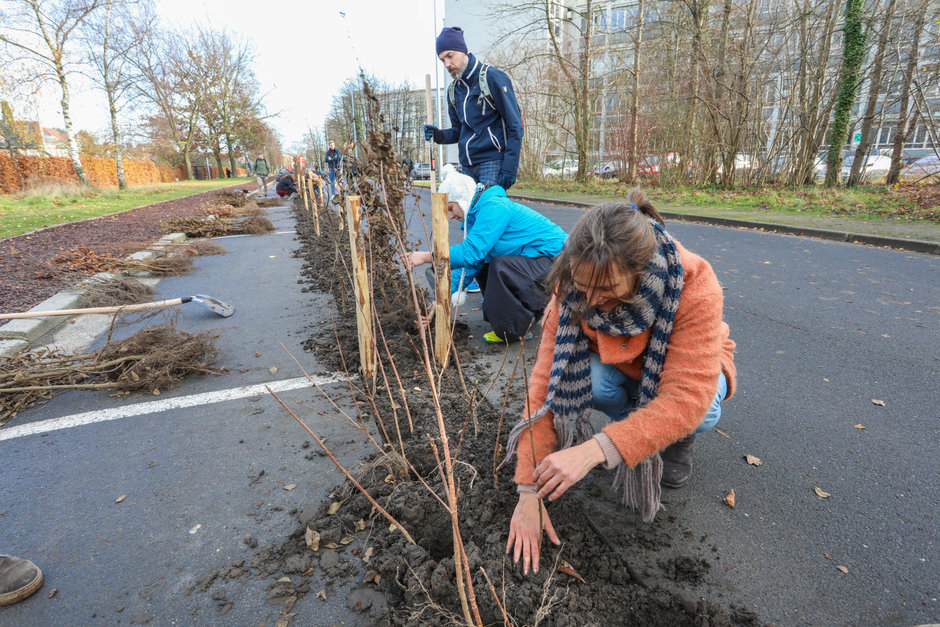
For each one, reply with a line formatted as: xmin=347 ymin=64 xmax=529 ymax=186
xmin=447 ymin=80 xmax=456 ymax=111
xmin=478 ymin=65 xmax=496 ymax=109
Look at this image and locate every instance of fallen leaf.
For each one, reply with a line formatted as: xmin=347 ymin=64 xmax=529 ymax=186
xmin=302 ymin=567 xmax=315 ymax=576
xmin=854 ymin=424 xmax=866 ymax=430
xmin=115 ymin=494 xmax=126 ymax=503
xmin=836 ymin=565 xmax=848 ymax=574
xmin=283 ymin=596 xmax=297 ymax=613
xmin=339 ymin=536 xmax=354 ymax=545
xmin=814 ymin=486 xmax=831 ymax=499
xmin=557 ymin=560 xmax=586 ymax=583
xmin=284 ymin=484 xmax=297 ymax=491
xmin=383 ymin=473 xmax=396 ymax=485
xmin=724 ymin=489 xmax=736 ymax=508
xmin=317 ymin=589 xmax=328 ymax=601
xmin=823 ymin=378 xmax=830 ymax=382
xmin=152 ymin=388 xmax=160 ymax=395
xmin=363 ymin=570 xmax=378 ymax=583
xmin=745 ymin=454 xmax=763 ymax=466
xmin=275 ymin=617 xmax=291 ymax=627
xmin=304 ymin=527 xmax=320 ymax=551
xmin=269 ymin=367 xmax=278 ymax=375
xmin=327 ymin=502 xmax=340 ymax=515
xmin=324 ymin=541 xmax=340 ymax=549
xmin=354 ymin=519 xmax=366 ymax=531
xmin=715 ymin=429 xmax=732 ymax=440
xmin=276 ymin=576 xmax=291 ymax=583
xmin=48 ymin=588 xmax=57 ymax=598
xmin=255 ymin=351 xmax=261 ymax=357
xmin=389 ymin=523 xmax=398 ymax=533
xmin=374 ymin=573 xmax=382 ymax=584
xmin=363 ymin=546 xmax=374 ymax=562
xmin=413 ymin=386 xmax=421 ymax=391
xmin=871 ymin=399 xmax=886 ymax=407
xmin=824 ymin=553 xmax=832 ymax=560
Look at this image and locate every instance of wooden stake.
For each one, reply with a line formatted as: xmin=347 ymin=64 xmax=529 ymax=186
xmin=425 ymin=73 xmax=437 ymax=194
xmin=301 ymin=173 xmax=311 ymax=213
xmin=345 ymin=196 xmax=374 ymax=378
xmin=308 ymin=177 xmax=320 ymax=236
xmin=432 ymin=191 xmax=451 ymax=368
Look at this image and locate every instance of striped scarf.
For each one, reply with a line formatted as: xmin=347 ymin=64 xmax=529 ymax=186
xmin=507 ymin=218 xmax=683 ymax=522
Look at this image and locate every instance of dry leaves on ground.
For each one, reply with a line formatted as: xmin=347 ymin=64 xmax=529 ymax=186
xmin=871 ymin=399 xmax=886 ymax=407
xmin=745 ymin=454 xmax=763 ymax=466
xmin=814 ymin=486 xmax=831 ymax=499
xmin=724 ymin=489 xmax=736 ymax=508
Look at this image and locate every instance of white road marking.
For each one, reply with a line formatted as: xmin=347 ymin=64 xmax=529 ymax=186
xmin=0 ymin=374 xmax=346 ymax=442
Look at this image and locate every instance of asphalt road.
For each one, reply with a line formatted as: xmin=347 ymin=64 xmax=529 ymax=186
xmin=409 ymin=186 xmax=939 ymax=626
xmin=1 ymin=188 xmax=937 ymax=626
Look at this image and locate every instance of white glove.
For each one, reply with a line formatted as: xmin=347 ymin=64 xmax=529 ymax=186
xmin=451 ymin=290 xmax=467 ymax=307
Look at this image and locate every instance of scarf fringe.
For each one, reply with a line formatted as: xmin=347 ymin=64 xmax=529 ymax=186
xmin=612 ymin=454 xmax=663 ymax=523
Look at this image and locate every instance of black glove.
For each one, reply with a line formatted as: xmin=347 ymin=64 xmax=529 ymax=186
xmin=496 ymin=171 xmax=516 ymax=189
xmin=424 ymin=124 xmax=444 ymax=143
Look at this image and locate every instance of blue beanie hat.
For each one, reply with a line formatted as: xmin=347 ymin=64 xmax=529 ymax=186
xmin=436 ymin=26 xmax=468 ymax=56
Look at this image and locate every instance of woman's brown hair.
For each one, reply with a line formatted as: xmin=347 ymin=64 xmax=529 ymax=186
xmin=545 ymin=187 xmax=663 ymax=318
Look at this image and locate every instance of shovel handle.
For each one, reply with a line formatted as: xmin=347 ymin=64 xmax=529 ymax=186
xmin=0 ymin=298 xmax=187 ymax=320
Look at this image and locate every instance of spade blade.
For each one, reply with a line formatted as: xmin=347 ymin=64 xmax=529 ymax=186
xmin=191 ymin=294 xmax=235 ymax=317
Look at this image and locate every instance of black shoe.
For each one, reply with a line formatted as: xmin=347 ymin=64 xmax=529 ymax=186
xmin=0 ymin=555 xmax=43 ymax=606
xmin=661 ymin=435 xmax=696 ymax=488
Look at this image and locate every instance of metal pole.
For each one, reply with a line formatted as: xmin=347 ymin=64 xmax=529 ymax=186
xmin=434 ymin=0 xmax=444 ymax=177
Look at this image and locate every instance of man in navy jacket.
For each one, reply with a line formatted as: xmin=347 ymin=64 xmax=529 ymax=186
xmin=424 ymin=27 xmax=524 ymax=190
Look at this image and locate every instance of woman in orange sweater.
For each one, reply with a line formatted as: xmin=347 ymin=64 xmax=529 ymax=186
xmin=505 ymin=189 xmax=736 ymax=574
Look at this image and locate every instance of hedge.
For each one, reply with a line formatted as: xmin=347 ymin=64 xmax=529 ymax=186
xmin=0 ymin=152 xmax=180 ymax=194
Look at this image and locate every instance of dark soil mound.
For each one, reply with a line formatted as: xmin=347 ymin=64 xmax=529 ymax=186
xmin=191 ymin=195 xmax=761 ymax=626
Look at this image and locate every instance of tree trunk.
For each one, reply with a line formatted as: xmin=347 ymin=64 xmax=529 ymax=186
xmin=183 ymin=151 xmax=193 ymax=180
xmin=848 ymin=0 xmax=897 ymax=185
xmin=224 ymin=129 xmax=238 ymax=175
xmin=57 ymin=63 xmax=88 ymax=185
xmin=825 ymin=0 xmax=868 ymax=187
xmin=627 ymin=0 xmax=645 ymax=182
xmin=886 ymin=0 xmax=928 ymax=185
xmin=108 ymin=93 xmax=127 ymax=189
xmin=576 ymin=0 xmax=593 ymax=182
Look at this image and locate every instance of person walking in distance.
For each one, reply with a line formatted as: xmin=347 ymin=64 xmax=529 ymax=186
xmin=325 ymin=141 xmax=342 ymax=195
xmin=253 ymin=153 xmax=270 ymax=198
xmin=424 ymin=26 xmax=524 ymax=190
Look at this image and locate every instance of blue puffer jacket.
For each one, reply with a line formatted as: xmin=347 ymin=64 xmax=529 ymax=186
xmin=439 ymin=54 xmax=524 ymax=183
xmin=449 ymin=186 xmax=567 ymax=292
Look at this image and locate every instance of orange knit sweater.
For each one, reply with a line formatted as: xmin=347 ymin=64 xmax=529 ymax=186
xmin=514 ymin=242 xmax=737 ymax=485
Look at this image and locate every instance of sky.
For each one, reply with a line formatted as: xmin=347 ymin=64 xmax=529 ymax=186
xmin=24 ymin=0 xmax=451 ymax=150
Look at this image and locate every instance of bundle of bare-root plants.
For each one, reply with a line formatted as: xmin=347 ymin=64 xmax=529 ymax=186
xmin=194 ymin=81 xmax=760 ymax=627
xmin=0 ymin=324 xmax=217 ymax=427
xmin=160 ymin=196 xmax=274 ymax=239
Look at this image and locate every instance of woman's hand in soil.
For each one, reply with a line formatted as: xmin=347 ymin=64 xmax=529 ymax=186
xmin=533 ymin=439 xmax=606 ymax=501
xmin=506 ymin=492 xmax=560 ymax=574
xmin=401 ymin=251 xmax=432 ymax=269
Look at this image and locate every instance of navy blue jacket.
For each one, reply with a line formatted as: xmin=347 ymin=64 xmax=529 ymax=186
xmin=325 ymin=148 xmax=341 ymax=171
xmin=439 ymin=54 xmax=524 ymax=181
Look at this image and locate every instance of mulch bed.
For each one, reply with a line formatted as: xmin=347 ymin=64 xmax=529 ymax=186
xmin=0 ymin=182 xmax=257 ymax=315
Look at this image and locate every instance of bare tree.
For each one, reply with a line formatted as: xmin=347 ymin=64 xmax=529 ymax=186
xmin=84 ymin=0 xmax=151 ymax=188
xmin=886 ymin=0 xmax=930 ymax=184
xmin=825 ymin=0 xmax=868 ymax=186
xmin=0 ymin=0 xmax=104 ymax=184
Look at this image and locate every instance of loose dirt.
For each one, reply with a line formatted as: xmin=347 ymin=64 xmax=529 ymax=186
xmin=194 ymin=196 xmax=761 ymax=626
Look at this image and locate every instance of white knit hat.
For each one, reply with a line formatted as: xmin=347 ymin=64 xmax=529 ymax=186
xmin=438 ymin=168 xmax=478 ymax=214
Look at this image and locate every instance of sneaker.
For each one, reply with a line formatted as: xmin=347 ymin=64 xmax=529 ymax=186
xmin=483 ymin=331 xmax=533 ymax=344
xmin=660 ymin=435 xmax=696 ymax=488
xmin=466 ymin=281 xmax=480 ymax=293
xmin=0 ymin=556 xmax=43 ymax=606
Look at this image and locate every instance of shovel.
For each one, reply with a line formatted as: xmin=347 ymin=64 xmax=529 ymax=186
xmin=0 ymin=294 xmax=235 ymax=320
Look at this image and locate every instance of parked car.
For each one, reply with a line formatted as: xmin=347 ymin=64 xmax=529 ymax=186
xmin=542 ymin=159 xmax=579 ymax=178
xmin=716 ymin=153 xmax=759 ymax=175
xmin=903 ymin=155 xmax=940 ymax=180
xmin=412 ymin=162 xmax=431 ymax=180
xmin=592 ymin=161 xmax=618 ymax=178
xmin=841 ymin=154 xmax=892 ymax=180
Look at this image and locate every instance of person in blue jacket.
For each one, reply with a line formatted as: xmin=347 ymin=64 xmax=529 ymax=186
xmin=402 ymin=169 xmax=567 ymax=343
xmin=325 ymin=140 xmax=341 ymax=195
xmin=424 ymin=27 xmax=524 ymax=190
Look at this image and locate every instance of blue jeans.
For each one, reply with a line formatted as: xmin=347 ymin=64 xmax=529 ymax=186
xmin=589 ymin=351 xmax=726 ymax=434
xmin=328 ymin=169 xmax=337 ymax=195
xmin=467 ymin=160 xmax=502 ymax=187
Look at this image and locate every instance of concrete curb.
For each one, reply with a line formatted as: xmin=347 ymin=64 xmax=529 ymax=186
xmin=0 ymin=232 xmax=189 ymax=351
xmin=508 ymin=193 xmax=940 ymax=256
